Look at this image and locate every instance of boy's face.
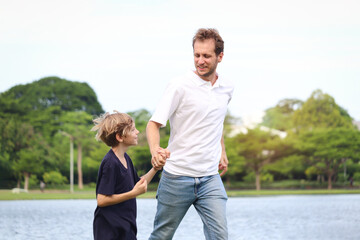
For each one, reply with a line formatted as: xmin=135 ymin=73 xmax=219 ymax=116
xmin=123 ymin=123 xmax=139 ymax=146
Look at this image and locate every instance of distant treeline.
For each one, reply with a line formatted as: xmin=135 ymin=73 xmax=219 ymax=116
xmin=0 ymin=77 xmax=359 ymax=191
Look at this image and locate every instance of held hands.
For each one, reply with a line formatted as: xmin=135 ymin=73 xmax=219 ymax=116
xmin=151 ymin=147 xmax=170 ymax=171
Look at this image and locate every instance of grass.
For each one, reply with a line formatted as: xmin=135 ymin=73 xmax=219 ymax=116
xmin=0 ymin=189 xmax=157 ymax=201
xmin=226 ymin=189 xmax=360 ymax=197
xmin=1 ymin=188 xmax=360 ymax=201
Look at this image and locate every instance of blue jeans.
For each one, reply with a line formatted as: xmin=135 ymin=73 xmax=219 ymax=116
xmin=149 ymin=170 xmax=228 ymax=240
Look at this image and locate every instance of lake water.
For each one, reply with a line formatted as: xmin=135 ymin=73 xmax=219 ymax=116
xmin=1 ymin=195 xmax=359 ymax=240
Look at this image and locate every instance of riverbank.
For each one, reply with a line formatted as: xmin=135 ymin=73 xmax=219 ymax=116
xmin=1 ymin=188 xmax=360 ymax=200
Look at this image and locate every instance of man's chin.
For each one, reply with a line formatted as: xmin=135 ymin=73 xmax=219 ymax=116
xmin=196 ymin=70 xmax=210 ymax=77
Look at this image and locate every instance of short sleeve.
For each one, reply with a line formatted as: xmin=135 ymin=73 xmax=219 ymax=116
xmin=97 ymin=161 xmax=116 ymax=195
xmin=150 ymin=80 xmax=182 ymax=127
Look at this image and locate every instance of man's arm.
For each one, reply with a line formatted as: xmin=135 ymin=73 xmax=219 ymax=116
xmin=146 ymin=121 xmax=169 ymax=169
xmin=219 ymin=134 xmax=229 ymax=176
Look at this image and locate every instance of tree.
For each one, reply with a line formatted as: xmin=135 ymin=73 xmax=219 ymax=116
xmin=60 ymin=111 xmax=94 ymax=189
xmin=83 ymin=141 xmax=109 ymax=183
xmin=13 ymin=137 xmax=47 ymax=191
xmin=224 ymin=136 xmax=246 ymax=184
xmin=262 ymin=99 xmax=303 ymax=131
xmin=127 ymin=109 xmax=167 ymax=180
xmin=297 ymin=128 xmax=360 ymax=189
xmin=0 ymin=76 xmax=108 ymax=188
xmin=292 ymin=89 xmax=354 ymax=132
xmin=25 ymin=106 xmax=63 ymax=140
xmin=233 ymin=128 xmax=287 ymax=190
xmin=0 ymin=118 xmax=49 ymax=190
xmin=0 ymin=76 xmax=103 ymax=118
xmin=128 ymin=109 xmax=152 ymax=147
xmin=0 ymin=118 xmax=15 ymax=188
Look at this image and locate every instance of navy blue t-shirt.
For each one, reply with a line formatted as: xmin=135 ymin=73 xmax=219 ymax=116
xmin=93 ymin=149 xmax=141 ymax=240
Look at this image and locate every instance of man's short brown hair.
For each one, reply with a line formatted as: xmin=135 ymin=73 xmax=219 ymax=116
xmin=192 ymin=28 xmax=224 ymax=55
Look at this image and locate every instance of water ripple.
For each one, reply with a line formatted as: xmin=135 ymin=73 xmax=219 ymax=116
xmin=0 ymin=195 xmax=359 ymax=240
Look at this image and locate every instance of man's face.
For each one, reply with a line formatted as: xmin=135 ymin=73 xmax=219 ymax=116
xmin=193 ymin=39 xmax=223 ymax=81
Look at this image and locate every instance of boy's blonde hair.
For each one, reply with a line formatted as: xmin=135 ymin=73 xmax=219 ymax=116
xmin=91 ymin=111 xmax=134 ymax=147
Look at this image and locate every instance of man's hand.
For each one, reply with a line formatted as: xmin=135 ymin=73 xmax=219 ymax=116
xmin=218 ymin=151 xmax=228 ymax=177
xmin=151 ymin=147 xmax=170 ymax=170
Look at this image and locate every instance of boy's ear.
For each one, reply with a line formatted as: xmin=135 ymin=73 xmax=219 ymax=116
xmin=116 ymin=133 xmax=123 ymax=143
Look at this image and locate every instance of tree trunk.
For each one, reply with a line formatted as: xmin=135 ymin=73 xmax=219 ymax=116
xmin=226 ymin=177 xmax=231 ymax=188
xmin=77 ymin=144 xmax=83 ymax=189
xmin=327 ymin=173 xmax=333 ymax=190
xmin=255 ymin=171 xmax=261 ymax=191
xmin=24 ymin=172 xmax=30 ymax=191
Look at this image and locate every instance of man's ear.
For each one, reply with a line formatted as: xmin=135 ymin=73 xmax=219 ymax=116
xmin=217 ymin=52 xmax=224 ymax=63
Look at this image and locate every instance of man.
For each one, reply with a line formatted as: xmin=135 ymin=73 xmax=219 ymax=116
xmin=147 ymin=28 xmax=234 ymax=240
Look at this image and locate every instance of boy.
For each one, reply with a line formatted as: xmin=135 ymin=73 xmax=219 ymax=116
xmin=91 ymin=111 xmax=167 ymax=240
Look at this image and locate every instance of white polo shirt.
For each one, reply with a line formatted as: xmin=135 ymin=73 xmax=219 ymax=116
xmin=150 ymin=71 xmax=234 ymax=177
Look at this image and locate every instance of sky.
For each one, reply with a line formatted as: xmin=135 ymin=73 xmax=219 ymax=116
xmin=1 ymin=0 xmax=359 ymax=124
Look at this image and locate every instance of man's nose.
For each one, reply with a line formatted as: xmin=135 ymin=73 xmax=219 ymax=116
xmin=198 ymin=57 xmax=205 ymax=64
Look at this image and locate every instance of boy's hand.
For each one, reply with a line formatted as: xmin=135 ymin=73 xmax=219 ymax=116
xmin=155 ymin=148 xmax=170 ymax=170
xmin=132 ymin=177 xmax=147 ymax=196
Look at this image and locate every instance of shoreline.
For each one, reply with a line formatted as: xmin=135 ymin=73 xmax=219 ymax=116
xmin=1 ymin=188 xmax=360 ymax=200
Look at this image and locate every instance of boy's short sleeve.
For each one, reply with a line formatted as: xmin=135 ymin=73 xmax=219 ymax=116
xmin=97 ymin=161 xmax=116 ymax=195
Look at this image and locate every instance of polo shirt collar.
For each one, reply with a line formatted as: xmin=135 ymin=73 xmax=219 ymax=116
xmin=190 ymin=70 xmax=222 ymax=88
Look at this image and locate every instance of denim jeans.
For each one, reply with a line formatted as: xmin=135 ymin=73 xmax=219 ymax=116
xmin=149 ymin=170 xmax=228 ymax=240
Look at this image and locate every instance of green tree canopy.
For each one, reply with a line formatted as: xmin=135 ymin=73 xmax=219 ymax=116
xmin=292 ymin=89 xmax=354 ymax=131
xmin=0 ymin=76 xmax=104 ymax=188
xmin=232 ymin=128 xmax=288 ymax=190
xmin=297 ymin=128 xmax=360 ymax=189
xmin=0 ymin=76 xmax=103 ymax=118
xmin=262 ymin=98 xmax=303 ymax=131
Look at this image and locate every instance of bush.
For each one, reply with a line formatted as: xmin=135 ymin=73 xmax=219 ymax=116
xmin=87 ymin=182 xmax=96 ymax=188
xmin=353 ymin=172 xmax=360 ymax=182
xmin=243 ymin=172 xmax=274 ymax=183
xmin=43 ymin=171 xmax=68 ymax=186
xmin=337 ymin=173 xmax=349 ymax=183
xmin=29 ymin=175 xmax=39 ymax=188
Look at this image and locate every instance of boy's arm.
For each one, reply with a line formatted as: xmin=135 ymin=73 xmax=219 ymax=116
xmin=141 ymin=167 xmax=158 ymax=185
xmin=97 ymin=178 xmax=147 ymax=207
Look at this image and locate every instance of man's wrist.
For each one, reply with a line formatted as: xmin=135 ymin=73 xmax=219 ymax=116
xmin=150 ymin=145 xmax=161 ymax=155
